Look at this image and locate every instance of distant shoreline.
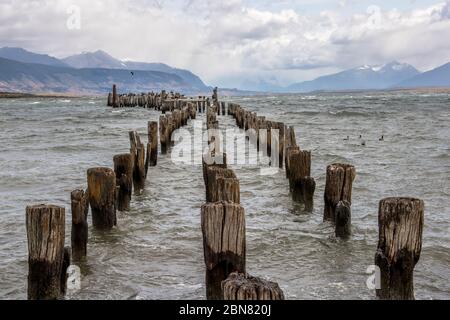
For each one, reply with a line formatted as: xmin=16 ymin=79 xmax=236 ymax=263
xmin=0 ymin=92 xmax=90 ymax=99
xmin=1 ymin=87 xmax=450 ymax=99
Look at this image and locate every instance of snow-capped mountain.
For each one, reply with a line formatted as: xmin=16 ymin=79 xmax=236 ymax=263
xmin=287 ymin=61 xmax=421 ymax=92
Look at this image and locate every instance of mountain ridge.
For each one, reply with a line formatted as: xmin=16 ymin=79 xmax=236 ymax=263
xmin=0 ymin=47 xmax=69 ymax=68
xmin=0 ymin=57 xmax=205 ymax=95
xmin=396 ymin=62 xmax=450 ymax=88
xmin=62 ymin=50 xmax=207 ymax=89
xmin=286 ymin=61 xmax=421 ymax=93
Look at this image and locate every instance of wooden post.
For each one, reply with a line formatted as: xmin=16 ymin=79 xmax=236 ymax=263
xmin=375 ymin=198 xmax=424 ymax=300
xmin=113 ymin=154 xmax=133 ymax=211
xmin=214 ymin=177 xmax=240 ymax=204
xmin=60 ymin=247 xmax=71 ymax=296
xmin=324 ymin=164 xmax=356 ymax=222
xmin=205 ymin=167 xmax=236 ymax=203
xmin=202 ymin=202 xmax=246 ymax=300
xmin=335 ymin=200 xmax=351 ymax=238
xmin=277 ymin=122 xmax=285 ymax=168
xmin=130 ymin=132 xmax=146 ymax=192
xmin=107 ymin=93 xmax=112 ymax=106
xmin=288 ymin=149 xmax=315 ymax=210
xmin=302 ymin=177 xmax=316 ymax=212
xmin=222 ymin=272 xmax=285 ymax=300
xmin=71 ymin=190 xmax=88 ymax=261
xmin=147 ymin=121 xmax=158 ymax=166
xmin=112 ymin=84 xmax=118 ymax=108
xmin=26 ymin=205 xmax=65 ymax=300
xmin=285 ymin=145 xmax=299 ymax=179
xmin=87 ymin=168 xmax=117 ymax=230
xmin=159 ymin=115 xmax=168 ymax=154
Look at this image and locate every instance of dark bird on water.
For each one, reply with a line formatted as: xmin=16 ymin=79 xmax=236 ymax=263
xmin=379 ymin=135 xmax=384 ymax=141
xmin=344 ymin=136 xmax=349 ymax=141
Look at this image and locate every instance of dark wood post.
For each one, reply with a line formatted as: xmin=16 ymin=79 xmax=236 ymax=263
xmin=71 ymin=190 xmax=88 ymax=261
xmin=60 ymin=247 xmax=71 ymax=296
xmin=222 ymin=272 xmax=285 ymax=300
xmin=277 ymin=122 xmax=285 ymax=168
xmin=148 ymin=121 xmax=158 ymax=166
xmin=87 ymin=168 xmax=117 ymax=230
xmin=113 ymin=154 xmax=133 ymax=211
xmin=26 ymin=205 xmax=65 ymax=300
xmin=112 ymin=84 xmax=118 ymax=108
xmin=302 ymin=177 xmax=316 ymax=212
xmin=288 ymin=149 xmax=315 ymax=210
xmin=205 ymin=167 xmax=236 ymax=203
xmin=335 ymin=200 xmax=351 ymax=238
xmin=285 ymin=145 xmax=299 ymax=179
xmin=130 ymin=131 xmax=146 ymax=192
xmin=159 ymin=115 xmax=168 ymax=154
xmin=215 ymin=177 xmax=240 ymax=204
xmin=202 ymin=202 xmax=246 ymax=300
xmin=375 ymin=197 xmax=424 ymax=300
xmin=324 ymin=163 xmax=356 ymax=222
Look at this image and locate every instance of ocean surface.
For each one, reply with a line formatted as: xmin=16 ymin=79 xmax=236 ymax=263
xmin=0 ymin=91 xmax=449 ymax=300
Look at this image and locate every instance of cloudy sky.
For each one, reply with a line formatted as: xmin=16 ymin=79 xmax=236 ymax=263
xmin=0 ymin=0 xmax=449 ymax=88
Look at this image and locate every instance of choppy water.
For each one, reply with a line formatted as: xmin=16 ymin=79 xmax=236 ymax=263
xmin=0 ymin=91 xmax=449 ymax=300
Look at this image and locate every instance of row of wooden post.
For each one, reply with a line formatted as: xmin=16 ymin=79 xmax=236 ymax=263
xmin=159 ymin=102 xmax=197 ymax=154
xmin=107 ymin=84 xmax=209 ymax=113
xmin=26 ymin=85 xmax=193 ymax=299
xmin=201 ymin=103 xmax=285 ymax=301
xmin=25 ymin=88 xmax=425 ymax=300
xmin=226 ymin=98 xmax=424 ymax=300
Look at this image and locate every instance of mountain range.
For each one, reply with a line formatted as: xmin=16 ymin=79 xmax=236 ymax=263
xmin=0 ymin=47 xmax=449 ymax=94
xmin=286 ymin=62 xmax=422 ymax=92
xmin=0 ymin=47 xmax=209 ymax=94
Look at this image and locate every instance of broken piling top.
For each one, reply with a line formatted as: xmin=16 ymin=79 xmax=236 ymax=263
xmin=222 ymin=272 xmax=285 ymax=300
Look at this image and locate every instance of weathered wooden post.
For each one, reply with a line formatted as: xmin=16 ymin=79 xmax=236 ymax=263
xmin=285 ymin=145 xmax=299 ymax=179
xmin=277 ymin=122 xmax=285 ymax=168
xmin=71 ymin=190 xmax=89 ymax=261
xmin=107 ymin=93 xmax=112 ymax=107
xmin=335 ymin=200 xmax=351 ymax=238
xmin=222 ymin=272 xmax=285 ymax=300
xmin=221 ymin=102 xmax=226 ymax=116
xmin=113 ymin=154 xmax=133 ymax=211
xmin=215 ymin=178 xmax=240 ymax=204
xmin=205 ymin=166 xmax=239 ymax=203
xmin=60 ymin=247 xmax=71 ymax=296
xmin=26 ymin=205 xmax=66 ymax=300
xmin=87 ymin=168 xmax=117 ymax=230
xmin=375 ymin=197 xmax=424 ymax=300
xmin=112 ymin=84 xmax=118 ymax=108
xmin=130 ymin=131 xmax=146 ymax=192
xmin=147 ymin=122 xmax=159 ymax=166
xmin=159 ymin=115 xmax=168 ymax=154
xmin=323 ymin=163 xmax=356 ymax=222
xmin=202 ymin=202 xmax=246 ymax=300
xmin=288 ymin=149 xmax=315 ymax=211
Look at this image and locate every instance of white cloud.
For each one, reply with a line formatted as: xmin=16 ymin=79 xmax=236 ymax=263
xmin=0 ymin=0 xmax=449 ymax=88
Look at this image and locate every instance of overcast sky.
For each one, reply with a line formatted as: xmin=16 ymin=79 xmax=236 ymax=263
xmin=0 ymin=0 xmax=449 ymax=87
